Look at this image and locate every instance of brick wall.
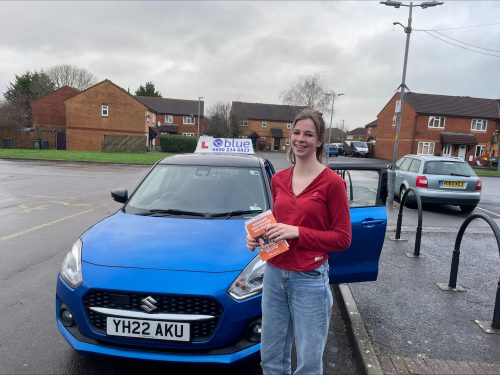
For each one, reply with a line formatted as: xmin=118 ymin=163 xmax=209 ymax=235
xmin=32 ymin=86 xmax=78 ymax=128
xmin=66 ymin=80 xmax=148 ymax=151
xmin=239 ymin=119 xmax=291 ymax=151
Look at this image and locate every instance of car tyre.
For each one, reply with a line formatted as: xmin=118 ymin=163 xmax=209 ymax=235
xmin=459 ymin=204 xmax=476 ymax=213
xmin=399 ymin=186 xmax=417 ymax=208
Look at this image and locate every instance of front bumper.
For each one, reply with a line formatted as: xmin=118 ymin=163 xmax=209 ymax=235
xmin=55 ymin=262 xmax=261 ymax=364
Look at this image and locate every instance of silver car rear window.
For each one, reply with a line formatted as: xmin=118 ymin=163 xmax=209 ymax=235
xmin=423 ymin=161 xmax=474 ymax=176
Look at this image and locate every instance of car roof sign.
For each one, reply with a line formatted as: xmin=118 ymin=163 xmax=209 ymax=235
xmin=195 ymin=136 xmax=255 ymax=155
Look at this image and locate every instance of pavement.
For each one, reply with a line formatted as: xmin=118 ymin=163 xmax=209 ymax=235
xmin=337 ymin=204 xmax=500 ymax=375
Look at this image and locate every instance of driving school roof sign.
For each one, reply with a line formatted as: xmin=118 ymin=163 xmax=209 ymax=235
xmin=195 ymin=136 xmax=255 ymax=155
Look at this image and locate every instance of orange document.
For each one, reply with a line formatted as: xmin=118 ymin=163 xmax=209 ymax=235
xmin=245 ymin=210 xmax=289 ymax=261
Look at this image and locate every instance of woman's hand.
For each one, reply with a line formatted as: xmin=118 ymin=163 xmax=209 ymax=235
xmin=266 ymin=223 xmax=299 ymax=242
xmin=246 ymin=234 xmax=258 ymax=251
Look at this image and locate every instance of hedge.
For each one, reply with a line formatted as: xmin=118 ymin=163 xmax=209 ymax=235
xmin=160 ymin=135 xmax=197 ymax=153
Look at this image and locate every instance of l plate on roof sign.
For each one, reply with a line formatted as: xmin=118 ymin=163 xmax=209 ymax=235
xmin=195 ymin=136 xmax=254 ymax=154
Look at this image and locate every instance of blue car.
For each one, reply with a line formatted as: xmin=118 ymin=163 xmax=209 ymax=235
xmin=56 ymin=138 xmax=388 ymax=365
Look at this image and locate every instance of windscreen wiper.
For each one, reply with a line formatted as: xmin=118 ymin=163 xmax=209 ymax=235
xmin=138 ymin=209 xmax=207 ymax=217
xmin=210 ymin=209 xmax=263 ymax=219
xmin=450 ymin=173 xmax=470 ymax=177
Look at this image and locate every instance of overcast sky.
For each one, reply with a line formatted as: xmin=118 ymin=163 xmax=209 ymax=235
xmin=1 ymin=1 xmax=499 ymax=130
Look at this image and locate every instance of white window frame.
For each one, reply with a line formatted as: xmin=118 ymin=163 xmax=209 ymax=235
xmin=475 ymin=144 xmax=485 ymax=157
xmin=442 ymin=144 xmax=452 ymax=157
xmin=286 ymin=122 xmax=292 ymax=129
xmin=471 ymin=119 xmax=487 ymax=132
xmin=182 ymin=132 xmax=195 ymax=137
xmin=101 ymin=104 xmax=109 ymax=117
xmin=417 ymin=141 xmax=435 ymax=155
xmin=428 ymin=116 xmax=445 ymax=129
xmin=261 ymin=121 xmax=267 ymax=128
xmin=285 ymin=138 xmax=290 ymax=146
xmin=183 ymin=115 xmax=195 ymax=125
xmin=240 ymin=119 xmax=248 ymax=127
xmin=239 ymin=135 xmax=248 ymax=138
xmin=165 ymin=114 xmax=173 ymax=124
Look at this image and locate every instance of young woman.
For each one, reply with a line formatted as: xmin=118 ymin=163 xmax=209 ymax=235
xmin=246 ymin=109 xmax=352 ymax=375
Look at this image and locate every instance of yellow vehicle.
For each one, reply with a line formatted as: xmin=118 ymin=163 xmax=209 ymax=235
xmin=482 ymin=130 xmax=499 ymax=167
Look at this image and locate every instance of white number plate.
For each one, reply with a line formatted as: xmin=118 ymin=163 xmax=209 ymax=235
xmin=106 ymin=317 xmax=190 ymax=342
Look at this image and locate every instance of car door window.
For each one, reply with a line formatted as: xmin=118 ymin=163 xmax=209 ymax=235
xmin=399 ymin=157 xmax=413 ymax=171
xmin=408 ymin=159 xmax=421 ymax=173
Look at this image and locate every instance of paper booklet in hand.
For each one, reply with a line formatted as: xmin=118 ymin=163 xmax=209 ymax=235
xmin=245 ymin=210 xmax=289 ymax=261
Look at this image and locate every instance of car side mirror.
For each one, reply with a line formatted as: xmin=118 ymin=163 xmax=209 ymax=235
xmin=111 ymin=188 xmax=128 ymax=203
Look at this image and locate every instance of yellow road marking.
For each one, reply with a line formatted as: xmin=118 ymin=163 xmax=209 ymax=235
xmin=20 ymin=203 xmax=48 ymax=212
xmin=0 ymin=209 xmax=95 ymax=241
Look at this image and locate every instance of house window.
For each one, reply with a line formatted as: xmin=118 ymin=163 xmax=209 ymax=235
xmin=392 ymin=114 xmax=397 ymax=127
xmin=417 ymin=141 xmax=435 ymax=155
xmin=286 ymin=122 xmax=292 ymax=129
xmin=262 ymin=121 xmax=267 ymax=128
xmin=471 ymin=119 xmax=487 ymax=131
xmin=183 ymin=115 xmax=195 ymax=125
xmin=165 ymin=115 xmax=173 ymax=124
xmin=240 ymin=119 xmax=248 ymax=127
xmin=239 ymin=135 xmax=248 ymax=138
xmin=182 ymin=132 xmax=195 ymax=137
xmin=428 ymin=116 xmax=445 ymax=128
xmin=286 ymin=138 xmax=290 ymax=146
xmin=442 ymin=144 xmax=452 ymax=156
xmin=475 ymin=145 xmax=485 ymax=157
xmin=101 ymin=105 xmax=109 ymax=117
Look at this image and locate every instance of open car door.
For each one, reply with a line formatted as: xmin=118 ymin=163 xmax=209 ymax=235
xmin=327 ymin=162 xmax=388 ymax=283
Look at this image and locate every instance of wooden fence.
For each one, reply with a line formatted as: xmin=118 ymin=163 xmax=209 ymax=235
xmin=102 ymin=135 xmax=147 ymax=152
xmin=0 ymin=127 xmax=63 ymax=149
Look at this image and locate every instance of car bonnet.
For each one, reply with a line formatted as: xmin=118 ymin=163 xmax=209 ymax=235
xmin=80 ymin=211 xmax=255 ymax=272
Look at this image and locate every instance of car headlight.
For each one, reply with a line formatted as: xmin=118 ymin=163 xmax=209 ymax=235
xmin=228 ymin=255 xmax=266 ymax=300
xmin=60 ymin=239 xmax=83 ymax=288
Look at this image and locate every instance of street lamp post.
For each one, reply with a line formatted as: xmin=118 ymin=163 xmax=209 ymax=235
xmin=380 ymin=0 xmax=443 ymax=204
xmin=326 ymin=91 xmax=344 ymax=143
xmin=197 ymin=96 xmax=204 ymax=139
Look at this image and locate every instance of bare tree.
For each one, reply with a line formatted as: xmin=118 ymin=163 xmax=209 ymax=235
xmin=280 ymin=73 xmax=331 ymax=114
xmin=45 ymin=64 xmax=97 ymax=90
xmin=205 ymin=102 xmax=234 ymax=138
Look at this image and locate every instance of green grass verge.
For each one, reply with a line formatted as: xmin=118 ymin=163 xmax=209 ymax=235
xmin=474 ymin=168 xmax=500 ymax=177
xmin=0 ymin=149 xmax=172 ymax=165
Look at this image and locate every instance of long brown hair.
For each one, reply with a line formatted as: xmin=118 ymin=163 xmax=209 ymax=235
xmin=287 ymin=108 xmax=326 ymax=164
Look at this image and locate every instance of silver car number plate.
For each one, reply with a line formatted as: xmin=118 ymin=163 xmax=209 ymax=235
xmin=440 ymin=181 xmax=466 ymax=189
xmin=106 ymin=317 xmax=190 ymax=342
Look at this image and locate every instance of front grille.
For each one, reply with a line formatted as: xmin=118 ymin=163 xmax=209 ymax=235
xmin=83 ymin=290 xmax=224 ymax=341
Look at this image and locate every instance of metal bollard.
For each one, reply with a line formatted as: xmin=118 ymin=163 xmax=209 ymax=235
xmin=395 ymin=187 xmax=423 ymax=257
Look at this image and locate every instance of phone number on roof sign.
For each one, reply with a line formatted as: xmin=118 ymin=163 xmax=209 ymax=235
xmin=213 ymin=147 xmax=251 ymax=153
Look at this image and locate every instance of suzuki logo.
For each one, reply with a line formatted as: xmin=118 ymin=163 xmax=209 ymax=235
xmin=140 ymin=296 xmax=158 ymax=313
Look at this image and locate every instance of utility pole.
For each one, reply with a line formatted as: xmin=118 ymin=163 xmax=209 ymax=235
xmin=380 ymin=0 xmax=443 ymax=204
xmin=197 ymin=96 xmax=204 ymax=139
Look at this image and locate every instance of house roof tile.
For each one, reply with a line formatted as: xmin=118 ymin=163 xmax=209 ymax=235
xmin=405 ymin=93 xmax=500 ymax=119
xmin=231 ymin=101 xmax=305 ymax=122
xmin=135 ymin=96 xmax=204 ymax=116
xmin=348 ymin=127 xmax=366 ymax=136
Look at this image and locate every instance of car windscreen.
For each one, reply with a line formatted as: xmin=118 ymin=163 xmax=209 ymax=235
xmin=126 ymin=164 xmax=269 ymax=216
xmin=352 ymin=142 xmax=367 ymax=148
xmin=423 ymin=161 xmax=475 ymax=176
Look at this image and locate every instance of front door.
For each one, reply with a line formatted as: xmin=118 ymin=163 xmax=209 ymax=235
xmin=458 ymin=145 xmax=466 ymax=160
xmin=273 ymin=138 xmax=281 ymax=152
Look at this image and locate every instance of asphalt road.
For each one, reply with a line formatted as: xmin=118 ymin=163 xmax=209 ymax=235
xmin=0 ymin=158 xmax=356 ymax=375
xmin=1 ymin=155 xmax=498 ymax=375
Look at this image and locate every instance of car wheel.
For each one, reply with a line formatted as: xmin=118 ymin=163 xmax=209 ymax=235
xmin=398 ymin=186 xmax=406 ymax=203
xmin=399 ymin=186 xmax=416 ymax=208
xmin=459 ymin=204 xmax=476 ymax=213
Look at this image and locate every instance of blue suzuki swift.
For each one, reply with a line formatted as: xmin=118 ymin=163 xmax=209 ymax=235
xmin=56 ymin=138 xmax=388 ymax=364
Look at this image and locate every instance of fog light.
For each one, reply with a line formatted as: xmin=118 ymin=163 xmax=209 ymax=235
xmin=247 ymin=319 xmax=262 ymax=342
xmin=60 ymin=308 xmax=74 ymax=327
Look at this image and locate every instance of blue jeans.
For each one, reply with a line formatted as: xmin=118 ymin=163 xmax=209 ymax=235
xmin=260 ymin=262 xmax=333 ymax=375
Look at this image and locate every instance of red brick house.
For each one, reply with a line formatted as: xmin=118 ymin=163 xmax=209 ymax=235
xmin=346 ymin=127 xmax=366 ymax=141
xmin=372 ymin=92 xmax=500 ymax=164
xmin=32 ymin=86 xmax=79 ymax=129
xmin=231 ymin=101 xmax=304 ymax=152
xmin=65 ymin=80 xmax=155 ymax=151
xmin=135 ymin=96 xmax=204 ymax=138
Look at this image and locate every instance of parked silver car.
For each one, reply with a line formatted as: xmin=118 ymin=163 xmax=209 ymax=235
xmin=393 ymin=155 xmax=482 ymax=213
